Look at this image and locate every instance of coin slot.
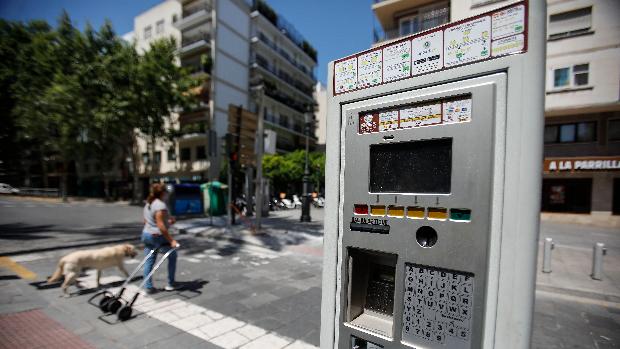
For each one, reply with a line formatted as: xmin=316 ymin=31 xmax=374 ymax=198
xmin=347 ymin=248 xmax=397 ymax=338
xmin=416 ymin=226 xmax=438 ymax=248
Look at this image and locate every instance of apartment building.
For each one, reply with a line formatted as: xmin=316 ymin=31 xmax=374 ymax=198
xmin=127 ymin=0 xmax=318 ymax=187
xmin=372 ymin=0 xmax=620 ymax=226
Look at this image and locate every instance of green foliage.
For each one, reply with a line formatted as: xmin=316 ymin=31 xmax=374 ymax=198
xmin=262 ymin=150 xmax=325 ymax=194
xmin=1 ymin=13 xmax=198 ymax=199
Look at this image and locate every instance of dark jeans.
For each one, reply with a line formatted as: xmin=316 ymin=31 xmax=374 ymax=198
xmin=141 ymin=232 xmax=177 ymax=289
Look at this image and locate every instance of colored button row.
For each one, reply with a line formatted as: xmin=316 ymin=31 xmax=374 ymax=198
xmin=354 ymin=204 xmax=471 ymax=222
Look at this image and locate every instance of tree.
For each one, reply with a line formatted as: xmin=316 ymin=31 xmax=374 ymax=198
xmin=262 ymin=150 xmax=325 ymax=195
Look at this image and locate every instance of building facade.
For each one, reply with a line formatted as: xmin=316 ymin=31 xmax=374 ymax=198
xmin=372 ymin=0 xmax=620 ymax=226
xmin=128 ymin=0 xmax=318 ymax=187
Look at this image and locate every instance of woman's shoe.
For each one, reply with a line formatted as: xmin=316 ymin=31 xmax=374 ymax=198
xmin=145 ymin=288 xmax=158 ymax=295
xmin=164 ymin=284 xmax=177 ymax=291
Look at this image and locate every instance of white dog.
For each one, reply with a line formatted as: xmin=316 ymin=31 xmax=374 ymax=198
xmin=47 ymin=244 xmax=137 ymax=296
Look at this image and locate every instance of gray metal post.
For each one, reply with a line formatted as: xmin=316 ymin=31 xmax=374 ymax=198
xmin=591 ymin=242 xmax=606 ymax=281
xmin=542 ymin=237 xmax=554 ymax=273
xmin=254 ymin=87 xmax=265 ymax=231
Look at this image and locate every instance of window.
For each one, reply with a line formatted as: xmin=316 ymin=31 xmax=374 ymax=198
xmin=172 ymin=14 xmax=178 ymax=23
xmin=573 ymin=64 xmax=589 ymax=86
xmin=156 ymin=20 xmax=164 ymax=35
xmin=142 ymin=152 xmax=149 ymax=164
xmin=398 ymin=3 xmax=449 ymax=36
xmin=552 ymin=64 xmax=589 ymax=89
xmin=609 ymin=119 xmax=620 ymax=141
xmin=167 ymin=147 xmax=177 ymax=161
xmin=545 ymin=121 xmax=597 ymax=144
xmin=553 ymin=68 xmax=570 ymax=88
xmin=144 ymin=25 xmax=152 ymax=40
xmin=196 ymin=146 xmax=207 ymax=160
xmin=180 ymin=147 xmax=191 ymax=161
xmin=548 ymin=7 xmax=592 ymax=40
xmin=153 ymin=151 xmax=161 ymax=165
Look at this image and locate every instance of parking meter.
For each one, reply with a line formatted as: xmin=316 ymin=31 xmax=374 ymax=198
xmin=320 ymin=2 xmax=545 ymax=349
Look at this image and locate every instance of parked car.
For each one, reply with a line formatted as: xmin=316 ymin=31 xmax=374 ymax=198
xmin=312 ymin=196 xmax=325 ymax=208
xmin=0 ymin=183 xmax=19 ymax=195
xmin=292 ymin=195 xmax=303 ymax=209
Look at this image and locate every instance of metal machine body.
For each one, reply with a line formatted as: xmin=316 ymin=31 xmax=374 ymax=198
xmin=320 ymin=2 xmax=545 ymax=349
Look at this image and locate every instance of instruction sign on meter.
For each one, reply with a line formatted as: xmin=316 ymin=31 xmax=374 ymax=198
xmin=321 ymin=2 xmax=545 ymax=349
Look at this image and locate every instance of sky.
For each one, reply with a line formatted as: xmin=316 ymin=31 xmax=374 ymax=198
xmin=0 ymin=0 xmax=377 ymax=85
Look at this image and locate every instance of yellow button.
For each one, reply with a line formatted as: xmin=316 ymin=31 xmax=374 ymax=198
xmin=427 ymin=207 xmax=448 ymax=220
xmin=388 ymin=206 xmax=405 ymax=217
xmin=407 ymin=206 xmax=425 ymax=219
xmin=370 ymin=205 xmax=386 ymax=216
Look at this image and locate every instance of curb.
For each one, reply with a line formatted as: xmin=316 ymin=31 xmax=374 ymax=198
xmin=536 ymin=284 xmax=620 ymax=303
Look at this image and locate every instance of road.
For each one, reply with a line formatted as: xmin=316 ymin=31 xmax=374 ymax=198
xmin=0 ymin=196 xmax=618 ymax=348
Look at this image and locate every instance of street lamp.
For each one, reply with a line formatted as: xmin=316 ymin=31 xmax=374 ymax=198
xmin=300 ymin=106 xmax=313 ymax=222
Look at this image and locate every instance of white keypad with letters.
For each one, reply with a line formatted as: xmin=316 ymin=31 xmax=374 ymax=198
xmin=402 ymin=264 xmax=474 ymax=348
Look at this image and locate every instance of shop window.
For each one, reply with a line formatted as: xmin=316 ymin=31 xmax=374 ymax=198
xmin=613 ymin=178 xmax=620 ymax=215
xmin=545 ymin=121 xmax=596 ymax=144
xmin=196 ymin=145 xmax=207 ymax=160
xmin=180 ymin=147 xmax=191 ymax=161
xmin=541 ymin=178 xmax=592 ymax=213
xmin=548 ymin=7 xmax=592 ymax=40
xmin=608 ymin=119 xmax=620 ymax=141
xmin=167 ymin=147 xmax=176 ymax=161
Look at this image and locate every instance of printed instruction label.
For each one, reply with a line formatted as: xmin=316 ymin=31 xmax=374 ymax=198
xmin=334 ymin=57 xmax=358 ymax=94
xmin=491 ymin=5 xmax=525 ymax=40
xmin=399 ymin=102 xmax=442 ymax=129
xmin=443 ymin=98 xmax=472 ymax=124
xmin=379 ymin=110 xmax=399 ymax=131
xmin=402 ymin=264 xmax=474 ymax=348
xmin=492 ymin=34 xmax=525 ymax=56
xmin=411 ymin=31 xmax=443 ymax=75
xmin=383 ymin=40 xmax=411 ymax=82
xmin=444 ymin=16 xmax=491 ymax=67
xmin=358 ymin=50 xmax=382 ymax=88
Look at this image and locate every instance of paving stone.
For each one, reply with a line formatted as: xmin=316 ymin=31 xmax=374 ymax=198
xmin=210 ymin=330 xmax=250 ymax=349
xmin=200 ymin=317 xmax=246 ymax=338
xmin=235 ymin=324 xmax=267 ymax=340
xmin=171 ymin=313 xmax=214 ymax=331
xmin=240 ymin=333 xmax=292 ymax=349
xmin=284 ymin=340 xmax=319 ymax=349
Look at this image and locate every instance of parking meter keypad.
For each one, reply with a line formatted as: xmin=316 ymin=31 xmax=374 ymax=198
xmin=402 ymin=264 xmax=474 ymax=348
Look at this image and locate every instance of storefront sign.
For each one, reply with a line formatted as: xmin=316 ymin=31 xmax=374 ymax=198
xmin=544 ymin=157 xmax=620 ymax=172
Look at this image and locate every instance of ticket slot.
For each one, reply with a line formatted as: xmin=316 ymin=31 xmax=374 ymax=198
xmin=347 ymin=248 xmax=397 ymax=338
xmin=350 ymin=223 xmax=390 ymax=234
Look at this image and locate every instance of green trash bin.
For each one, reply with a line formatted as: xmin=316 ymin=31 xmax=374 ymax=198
xmin=201 ymin=181 xmax=227 ymax=216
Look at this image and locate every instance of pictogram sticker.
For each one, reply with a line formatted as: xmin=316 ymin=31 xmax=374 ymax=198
xmin=443 ymin=98 xmax=472 ymax=124
xmin=492 ymin=34 xmax=525 ymax=57
xmin=444 ymin=16 xmax=491 ymax=67
xmin=359 ymin=113 xmax=379 ymax=134
xmin=383 ymin=40 xmax=411 ymax=83
xmin=402 ymin=264 xmax=474 ymax=348
xmin=358 ymin=50 xmax=382 ymax=88
xmin=491 ymin=5 xmax=525 ymax=40
xmin=411 ymin=31 xmax=443 ymax=75
xmin=335 ymin=57 xmax=358 ymax=94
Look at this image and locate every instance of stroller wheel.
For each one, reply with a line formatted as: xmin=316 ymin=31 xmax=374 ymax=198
xmin=108 ymin=299 xmax=123 ymax=314
xmin=117 ymin=306 xmax=133 ymax=321
xmin=99 ymin=295 xmax=112 ymax=311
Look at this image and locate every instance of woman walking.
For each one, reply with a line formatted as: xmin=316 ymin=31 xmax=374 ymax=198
xmin=142 ymin=183 xmax=178 ymax=294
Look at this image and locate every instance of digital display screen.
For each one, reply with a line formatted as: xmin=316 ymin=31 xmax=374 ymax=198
xmin=369 ymin=138 xmax=452 ymax=193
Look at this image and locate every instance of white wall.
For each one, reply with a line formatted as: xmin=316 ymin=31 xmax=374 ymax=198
xmin=134 ymin=0 xmax=182 ymax=53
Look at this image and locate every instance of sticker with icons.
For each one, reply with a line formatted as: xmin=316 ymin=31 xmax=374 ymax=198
xmin=411 ymin=31 xmax=443 ymax=75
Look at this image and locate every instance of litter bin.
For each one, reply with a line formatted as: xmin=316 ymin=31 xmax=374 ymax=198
xmin=168 ymin=183 xmax=203 ymax=216
xmin=201 ymin=181 xmax=227 ymax=216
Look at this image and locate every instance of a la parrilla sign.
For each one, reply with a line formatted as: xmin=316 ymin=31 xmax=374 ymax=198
xmin=544 ymin=156 xmax=620 ymax=172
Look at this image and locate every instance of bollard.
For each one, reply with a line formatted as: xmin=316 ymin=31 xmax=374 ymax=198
xmin=591 ymin=242 xmax=606 ymax=281
xmin=542 ymin=237 xmax=554 ymax=273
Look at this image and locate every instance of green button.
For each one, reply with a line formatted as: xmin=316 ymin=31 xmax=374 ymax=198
xmin=450 ymin=209 xmax=471 ymax=221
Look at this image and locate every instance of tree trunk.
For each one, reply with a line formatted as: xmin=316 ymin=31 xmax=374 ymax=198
xmin=130 ymin=134 xmax=141 ymax=205
xmin=61 ymin=160 xmax=69 ymax=202
xmin=103 ymin=175 xmax=110 ymax=202
xmin=40 ymin=153 xmax=49 ymax=188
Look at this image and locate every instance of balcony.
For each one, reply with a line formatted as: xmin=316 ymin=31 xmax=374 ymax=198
xmin=180 ymin=33 xmax=211 ymax=55
xmin=372 ymin=0 xmax=439 ymax=31
xmin=253 ymin=33 xmax=316 ymax=82
xmin=175 ymin=1 xmax=212 ymax=31
xmin=251 ymin=58 xmax=314 ymax=101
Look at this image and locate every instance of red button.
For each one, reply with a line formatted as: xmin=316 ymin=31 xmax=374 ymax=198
xmin=354 ymin=204 xmax=369 ymax=215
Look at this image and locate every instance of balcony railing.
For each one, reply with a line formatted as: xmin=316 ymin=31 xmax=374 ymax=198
xmin=182 ymin=33 xmax=210 ymax=48
xmin=256 ymin=33 xmax=316 ymax=82
xmin=184 ymin=2 xmax=212 ymax=18
xmin=252 ymin=58 xmax=314 ymax=99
